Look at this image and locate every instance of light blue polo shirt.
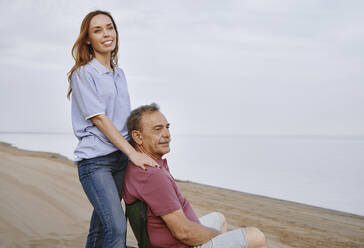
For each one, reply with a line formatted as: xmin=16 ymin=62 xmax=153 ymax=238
xmin=71 ymin=58 xmax=131 ymax=162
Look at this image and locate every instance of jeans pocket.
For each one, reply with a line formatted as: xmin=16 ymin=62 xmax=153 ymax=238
xmin=77 ymin=160 xmax=91 ymax=181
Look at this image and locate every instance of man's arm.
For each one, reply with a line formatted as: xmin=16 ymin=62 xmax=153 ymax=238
xmin=161 ymin=209 xmax=221 ymax=246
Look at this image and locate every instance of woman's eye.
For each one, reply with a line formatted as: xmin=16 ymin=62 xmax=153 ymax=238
xmin=108 ymin=26 xmax=114 ymax=30
xmin=94 ymin=30 xmax=100 ymax=33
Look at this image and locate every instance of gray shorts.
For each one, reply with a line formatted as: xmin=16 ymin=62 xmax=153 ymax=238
xmin=194 ymin=212 xmax=248 ymax=248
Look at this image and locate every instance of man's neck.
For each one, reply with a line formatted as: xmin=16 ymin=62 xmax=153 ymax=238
xmin=136 ymin=146 xmax=162 ymax=161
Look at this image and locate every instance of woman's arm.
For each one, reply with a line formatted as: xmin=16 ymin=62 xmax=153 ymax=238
xmin=91 ymin=114 xmax=158 ymax=169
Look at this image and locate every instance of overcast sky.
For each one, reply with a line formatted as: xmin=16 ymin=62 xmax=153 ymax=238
xmin=0 ymin=0 xmax=363 ymax=136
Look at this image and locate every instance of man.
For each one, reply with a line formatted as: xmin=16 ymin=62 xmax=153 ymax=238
xmin=123 ymin=103 xmax=267 ymax=248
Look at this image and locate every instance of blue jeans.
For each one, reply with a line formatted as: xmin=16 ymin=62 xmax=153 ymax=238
xmin=78 ymin=150 xmax=128 ymax=248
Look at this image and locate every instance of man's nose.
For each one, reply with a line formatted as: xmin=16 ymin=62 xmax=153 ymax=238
xmin=162 ymin=128 xmax=170 ymax=137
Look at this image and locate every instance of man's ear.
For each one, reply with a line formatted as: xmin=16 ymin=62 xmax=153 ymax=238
xmin=131 ymin=130 xmax=143 ymax=145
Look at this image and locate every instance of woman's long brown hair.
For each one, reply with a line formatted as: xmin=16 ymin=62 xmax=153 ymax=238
xmin=67 ymin=10 xmax=119 ymax=99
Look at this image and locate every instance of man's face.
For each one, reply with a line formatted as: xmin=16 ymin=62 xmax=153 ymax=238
xmin=138 ymin=111 xmax=171 ymax=159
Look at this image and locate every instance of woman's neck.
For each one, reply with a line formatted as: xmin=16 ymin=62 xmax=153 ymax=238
xmin=94 ymin=53 xmax=113 ymax=71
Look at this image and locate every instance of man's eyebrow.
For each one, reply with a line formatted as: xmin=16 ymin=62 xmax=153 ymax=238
xmin=153 ymin=124 xmax=164 ymax=129
xmin=153 ymin=123 xmax=170 ymax=129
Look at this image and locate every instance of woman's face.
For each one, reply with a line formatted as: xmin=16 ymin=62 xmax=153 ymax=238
xmin=87 ymin=14 xmax=117 ymax=57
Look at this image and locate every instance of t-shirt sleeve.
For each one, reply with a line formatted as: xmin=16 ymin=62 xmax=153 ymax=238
xmin=141 ymin=171 xmax=182 ymax=217
xmin=71 ymin=68 xmax=106 ymax=120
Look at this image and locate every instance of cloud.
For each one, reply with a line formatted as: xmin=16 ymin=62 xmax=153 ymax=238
xmin=0 ymin=0 xmax=363 ymax=135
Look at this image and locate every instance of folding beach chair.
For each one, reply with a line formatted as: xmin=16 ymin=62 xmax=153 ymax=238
xmin=126 ymin=199 xmax=153 ymax=248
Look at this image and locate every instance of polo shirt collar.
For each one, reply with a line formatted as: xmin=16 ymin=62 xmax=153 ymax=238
xmin=156 ymin=158 xmax=168 ymax=169
xmin=89 ymin=58 xmax=113 ymax=74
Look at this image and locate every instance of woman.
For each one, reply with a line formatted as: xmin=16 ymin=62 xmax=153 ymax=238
xmin=67 ymin=10 xmax=158 ymax=248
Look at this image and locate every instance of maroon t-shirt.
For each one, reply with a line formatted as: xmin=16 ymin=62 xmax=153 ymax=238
xmin=123 ymin=159 xmax=200 ymax=248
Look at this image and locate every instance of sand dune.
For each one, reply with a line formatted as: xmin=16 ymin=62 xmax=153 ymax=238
xmin=1 ymin=142 xmax=363 ymax=247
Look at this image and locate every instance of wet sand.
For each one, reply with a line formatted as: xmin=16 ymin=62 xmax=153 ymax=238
xmin=1 ymin=142 xmax=363 ymax=247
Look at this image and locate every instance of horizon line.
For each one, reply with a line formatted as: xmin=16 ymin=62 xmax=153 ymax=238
xmin=0 ymin=131 xmax=363 ymax=140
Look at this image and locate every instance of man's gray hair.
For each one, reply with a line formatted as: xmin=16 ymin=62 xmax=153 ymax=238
xmin=127 ymin=103 xmax=160 ymax=146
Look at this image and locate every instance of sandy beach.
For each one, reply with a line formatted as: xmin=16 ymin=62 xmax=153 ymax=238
xmin=0 ymin=141 xmax=363 ymax=248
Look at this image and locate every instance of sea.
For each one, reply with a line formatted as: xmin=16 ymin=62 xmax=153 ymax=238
xmin=1 ymin=132 xmax=363 ymax=216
